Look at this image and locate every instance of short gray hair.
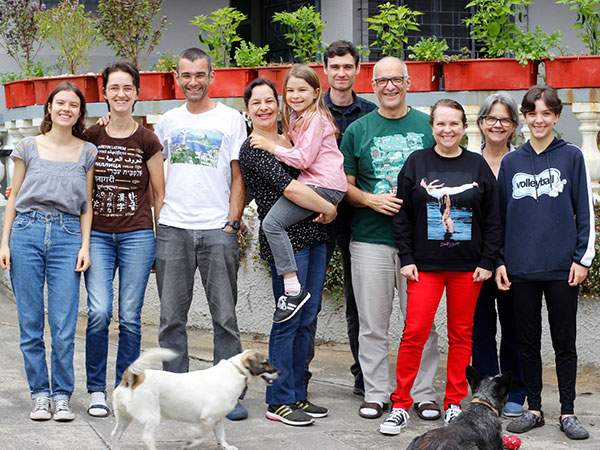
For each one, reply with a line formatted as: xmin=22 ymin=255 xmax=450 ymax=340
xmin=477 ymin=91 xmax=520 ymax=143
xmin=372 ymin=56 xmax=408 ymax=80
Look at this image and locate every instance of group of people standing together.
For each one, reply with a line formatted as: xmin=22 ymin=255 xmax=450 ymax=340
xmin=1 ymin=39 xmax=593 ymax=442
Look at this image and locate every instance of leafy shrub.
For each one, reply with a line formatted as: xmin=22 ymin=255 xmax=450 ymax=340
xmin=234 ymin=41 xmax=269 ymax=68
xmin=152 ymin=52 xmax=178 ymax=72
xmin=408 ymin=36 xmax=448 ymax=61
xmin=0 ymin=0 xmax=44 ymax=73
xmin=365 ymin=2 xmax=422 ymax=58
xmin=580 ymin=201 xmax=600 ymax=297
xmin=272 ymin=5 xmax=326 ymax=64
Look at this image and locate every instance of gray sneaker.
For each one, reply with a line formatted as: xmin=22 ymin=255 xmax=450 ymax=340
xmin=560 ymin=415 xmax=589 ymax=440
xmin=30 ymin=396 xmax=51 ymax=421
xmin=53 ymin=398 xmax=75 ymax=422
xmin=506 ymin=410 xmax=545 ymax=433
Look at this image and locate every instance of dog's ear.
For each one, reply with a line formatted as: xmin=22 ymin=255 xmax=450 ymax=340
xmin=496 ymin=371 xmax=513 ymax=399
xmin=466 ymin=365 xmax=482 ymax=393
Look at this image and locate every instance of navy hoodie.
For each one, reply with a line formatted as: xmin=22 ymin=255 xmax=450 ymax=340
xmin=497 ymin=138 xmax=595 ymax=281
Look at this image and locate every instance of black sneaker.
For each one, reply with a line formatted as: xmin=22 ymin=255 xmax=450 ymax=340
xmin=266 ymin=404 xmax=315 ymax=426
xmin=507 ymin=410 xmax=545 ymax=433
xmin=295 ymin=400 xmax=328 ymax=418
xmin=273 ymin=288 xmax=311 ymax=323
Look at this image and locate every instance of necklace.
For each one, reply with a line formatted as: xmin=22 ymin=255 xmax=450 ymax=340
xmin=107 ymin=120 xmax=137 ymax=138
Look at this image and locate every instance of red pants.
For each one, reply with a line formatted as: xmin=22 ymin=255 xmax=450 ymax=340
xmin=390 ymin=271 xmax=482 ymax=410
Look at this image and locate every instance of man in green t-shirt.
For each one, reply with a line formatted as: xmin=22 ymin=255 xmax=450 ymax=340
xmin=340 ymin=56 xmax=441 ymax=424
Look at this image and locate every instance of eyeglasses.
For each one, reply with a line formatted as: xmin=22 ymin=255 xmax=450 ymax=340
xmin=373 ymin=76 xmax=407 ymax=88
xmin=179 ymin=73 xmax=210 ymax=81
xmin=107 ymin=85 xmax=136 ymax=94
xmin=482 ymin=115 xmax=513 ymax=127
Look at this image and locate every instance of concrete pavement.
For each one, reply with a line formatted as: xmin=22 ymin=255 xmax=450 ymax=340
xmin=0 ymin=284 xmax=598 ymax=450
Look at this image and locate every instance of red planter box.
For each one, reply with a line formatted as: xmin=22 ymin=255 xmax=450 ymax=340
xmin=174 ymin=68 xmax=258 ymax=99
xmin=4 ymin=80 xmax=36 ymax=108
xmin=138 ymin=72 xmax=174 ymax=101
xmin=544 ymin=56 xmax=600 ymax=89
xmin=255 ymin=66 xmax=292 ymax=95
xmin=406 ymin=61 xmax=442 ymax=92
xmin=33 ymin=75 xmax=100 ymax=105
xmin=443 ymin=59 xmax=538 ymax=91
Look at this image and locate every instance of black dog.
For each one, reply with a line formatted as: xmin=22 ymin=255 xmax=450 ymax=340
xmin=406 ymin=366 xmax=512 ymax=450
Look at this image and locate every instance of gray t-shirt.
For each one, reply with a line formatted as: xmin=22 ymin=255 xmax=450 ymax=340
xmin=10 ymin=136 xmax=97 ymax=216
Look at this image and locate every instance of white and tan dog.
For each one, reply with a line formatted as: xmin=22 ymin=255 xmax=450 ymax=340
xmin=111 ymin=348 xmax=280 ymax=450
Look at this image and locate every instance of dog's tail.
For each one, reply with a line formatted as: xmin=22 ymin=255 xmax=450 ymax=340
xmin=129 ymin=348 xmax=177 ymax=375
xmin=118 ymin=348 xmax=177 ymax=390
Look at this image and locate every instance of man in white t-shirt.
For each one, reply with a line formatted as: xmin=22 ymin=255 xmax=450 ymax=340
xmin=154 ymin=48 xmax=248 ymax=419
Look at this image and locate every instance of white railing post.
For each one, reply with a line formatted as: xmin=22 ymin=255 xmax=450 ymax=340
xmin=572 ymin=102 xmax=600 ymax=200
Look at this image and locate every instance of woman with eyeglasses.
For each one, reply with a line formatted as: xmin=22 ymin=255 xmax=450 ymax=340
xmin=84 ymin=61 xmax=165 ymax=417
xmin=380 ymin=99 xmax=501 ymax=435
xmin=471 ymin=92 xmax=527 ymax=418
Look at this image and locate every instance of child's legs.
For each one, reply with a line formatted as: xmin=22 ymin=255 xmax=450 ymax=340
xmin=444 ymin=272 xmax=482 ymax=409
xmin=262 ymin=196 xmax=313 ymax=276
xmin=544 ymin=280 xmax=578 ymax=416
xmin=310 ymin=186 xmax=345 ymax=205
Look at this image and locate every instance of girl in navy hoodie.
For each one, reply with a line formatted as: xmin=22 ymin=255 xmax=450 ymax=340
xmin=496 ymin=86 xmax=594 ymax=440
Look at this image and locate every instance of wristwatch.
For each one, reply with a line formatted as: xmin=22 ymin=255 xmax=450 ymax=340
xmin=223 ymin=220 xmax=241 ymax=231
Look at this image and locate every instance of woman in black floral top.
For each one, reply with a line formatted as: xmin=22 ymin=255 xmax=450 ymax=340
xmin=239 ymin=78 xmax=336 ymax=426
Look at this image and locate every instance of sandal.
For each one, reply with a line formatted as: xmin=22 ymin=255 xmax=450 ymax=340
xmin=414 ymin=401 xmax=441 ymax=421
xmin=358 ymin=401 xmax=389 ymax=419
xmin=87 ymin=404 xmax=110 ymax=417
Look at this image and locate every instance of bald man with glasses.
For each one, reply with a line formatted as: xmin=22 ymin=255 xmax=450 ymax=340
xmin=340 ymin=56 xmax=441 ymax=421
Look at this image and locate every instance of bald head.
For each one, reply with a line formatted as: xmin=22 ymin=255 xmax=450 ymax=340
xmin=373 ymin=56 xmax=407 ymax=80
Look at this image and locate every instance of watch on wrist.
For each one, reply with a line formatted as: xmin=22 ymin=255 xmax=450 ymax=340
xmin=224 ymin=220 xmax=241 ymax=231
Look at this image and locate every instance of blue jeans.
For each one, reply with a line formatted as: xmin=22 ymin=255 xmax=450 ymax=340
xmin=84 ymin=229 xmax=155 ymax=391
xmin=266 ymin=241 xmax=327 ymax=405
xmin=10 ymin=211 xmax=82 ymax=400
xmin=472 ymin=278 xmax=526 ymax=405
xmin=263 ymin=186 xmax=344 ymax=276
xmin=155 ymin=224 xmax=242 ymax=373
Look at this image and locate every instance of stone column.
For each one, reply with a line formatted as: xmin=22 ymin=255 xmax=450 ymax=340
xmin=464 ymin=105 xmax=481 ymax=152
xmin=572 ymin=102 xmax=600 ymax=200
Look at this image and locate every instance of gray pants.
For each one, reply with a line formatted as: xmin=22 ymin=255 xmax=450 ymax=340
xmin=156 ymin=224 xmax=242 ymax=373
xmin=263 ymin=186 xmax=345 ymax=276
xmin=350 ymin=241 xmax=440 ymax=405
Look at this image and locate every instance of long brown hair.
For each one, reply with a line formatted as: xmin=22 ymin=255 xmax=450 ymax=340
xmin=40 ymin=81 xmax=87 ymax=140
xmin=281 ymin=65 xmax=338 ymax=138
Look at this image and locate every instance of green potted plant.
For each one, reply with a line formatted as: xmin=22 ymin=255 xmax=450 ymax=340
xmin=188 ymin=7 xmax=257 ymax=98
xmin=0 ymin=0 xmax=45 ymax=108
xmin=33 ymin=0 xmax=101 ymax=104
xmin=98 ymin=0 xmax=172 ymax=101
xmin=364 ymin=2 xmax=444 ymax=92
xmin=405 ymin=36 xmax=447 ymax=91
xmin=445 ymin=0 xmax=558 ymax=91
xmin=545 ymin=0 xmax=600 ymax=88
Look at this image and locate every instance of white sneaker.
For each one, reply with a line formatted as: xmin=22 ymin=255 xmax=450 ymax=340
xmin=30 ymin=396 xmax=51 ymax=421
xmin=380 ymin=408 xmax=409 ymax=435
xmin=53 ymin=398 xmax=75 ymax=422
xmin=444 ymin=404 xmax=461 ymax=426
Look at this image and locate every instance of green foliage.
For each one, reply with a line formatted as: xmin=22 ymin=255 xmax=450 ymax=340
xmin=514 ymin=26 xmax=562 ymax=65
xmin=36 ymin=0 xmax=99 ymax=74
xmin=98 ymin=0 xmax=169 ymax=69
xmin=191 ymin=7 xmax=247 ymax=68
xmin=408 ymin=36 xmax=449 ymax=61
xmin=365 ymin=2 xmax=422 ymax=57
xmin=322 ymin=246 xmax=344 ymax=310
xmin=464 ymin=0 xmax=532 ymax=58
xmin=152 ymin=52 xmax=177 ymax=72
xmin=557 ymin=0 xmax=600 ymax=54
xmin=234 ymin=41 xmax=269 ymax=67
xmin=272 ymin=5 xmax=326 ymax=64
xmin=0 ymin=0 xmax=44 ymax=73
xmin=1 ymin=59 xmax=55 ymax=83
xmin=440 ymin=47 xmax=471 ymax=63
xmin=0 ymin=72 xmax=19 ymax=83
xmin=464 ymin=0 xmax=562 ymax=65
xmin=580 ymin=202 xmax=600 ymax=297
xmin=356 ymin=44 xmax=371 ymax=62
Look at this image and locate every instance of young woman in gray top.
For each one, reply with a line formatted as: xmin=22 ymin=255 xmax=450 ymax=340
xmin=0 ymin=82 xmax=97 ymax=422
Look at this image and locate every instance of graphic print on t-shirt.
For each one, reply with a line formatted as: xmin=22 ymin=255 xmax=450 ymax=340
xmin=511 ymin=168 xmax=567 ymax=200
xmin=370 ymin=132 xmax=426 ymax=194
xmin=94 ymin=144 xmax=143 ymax=217
xmin=169 ymin=128 xmax=223 ymax=166
xmin=421 ymin=174 xmax=477 ymax=241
